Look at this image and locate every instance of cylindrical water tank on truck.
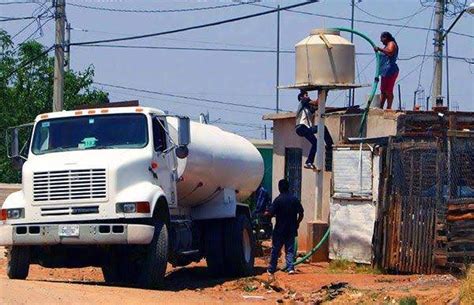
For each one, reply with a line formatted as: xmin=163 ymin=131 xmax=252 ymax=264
xmin=168 ymin=119 xmax=264 ymax=207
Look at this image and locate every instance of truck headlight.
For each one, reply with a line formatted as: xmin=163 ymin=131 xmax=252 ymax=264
xmin=0 ymin=208 xmax=25 ymax=220
xmin=117 ymin=202 xmax=150 ymax=214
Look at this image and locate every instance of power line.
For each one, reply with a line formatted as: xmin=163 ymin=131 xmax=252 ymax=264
xmin=73 ymin=44 xmax=473 ymax=63
xmin=76 ymin=44 xmax=294 ymax=54
xmin=100 ymin=87 xmax=264 ymax=116
xmin=68 ymin=1 xmax=260 ymax=13
xmin=355 ymin=4 xmax=427 ymax=21
xmin=10 ymin=17 xmax=38 ymax=39
xmin=13 ymin=17 xmax=53 ymax=53
xmin=249 ymin=2 xmax=473 ymax=39
xmin=69 ymin=1 xmax=320 ymax=46
xmin=1 ymin=45 xmax=54 ymax=82
xmin=215 ymin=120 xmax=262 ymax=128
xmin=417 ymin=8 xmax=436 ymax=89
xmin=0 ymin=1 xmax=38 ymax=4
xmin=70 ymin=27 xmax=276 ymax=50
xmin=9 ymin=3 xmax=52 ymax=39
xmin=0 ymin=16 xmax=37 ymax=22
xmin=94 ymin=82 xmax=287 ymax=112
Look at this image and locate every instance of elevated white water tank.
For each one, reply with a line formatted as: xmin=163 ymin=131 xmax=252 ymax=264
xmin=168 ymin=119 xmax=264 ymax=208
xmin=295 ymin=29 xmax=355 ymax=86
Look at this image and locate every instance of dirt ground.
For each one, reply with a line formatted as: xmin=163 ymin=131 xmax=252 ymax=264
xmin=0 ymin=246 xmax=465 ymax=305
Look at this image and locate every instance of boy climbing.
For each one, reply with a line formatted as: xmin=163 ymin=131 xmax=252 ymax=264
xmin=295 ymin=90 xmax=333 ymax=170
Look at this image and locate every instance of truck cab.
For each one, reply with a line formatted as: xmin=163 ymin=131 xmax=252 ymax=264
xmin=0 ymin=105 xmax=262 ymax=288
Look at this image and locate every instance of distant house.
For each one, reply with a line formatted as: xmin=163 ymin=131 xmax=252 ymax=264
xmin=264 ymin=108 xmax=474 ymax=272
xmin=249 ymin=139 xmax=273 ymax=195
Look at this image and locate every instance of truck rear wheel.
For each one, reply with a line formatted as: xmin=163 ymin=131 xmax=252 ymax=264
xmin=7 ymin=246 xmax=30 ymax=280
xmin=223 ymin=214 xmax=255 ymax=276
xmin=138 ymin=220 xmax=168 ymax=289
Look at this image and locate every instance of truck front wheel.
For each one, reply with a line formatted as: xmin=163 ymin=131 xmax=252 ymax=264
xmin=223 ymin=214 xmax=255 ymax=276
xmin=7 ymin=246 xmax=30 ymax=280
xmin=139 ymin=220 xmax=168 ymax=289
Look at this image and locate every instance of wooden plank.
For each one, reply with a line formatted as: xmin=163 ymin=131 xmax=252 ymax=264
xmin=447 ymin=239 xmax=474 ymax=247
xmin=447 ymin=203 xmax=474 ymax=212
xmin=447 ymin=251 xmax=474 ymax=258
xmin=447 ymin=213 xmax=474 ymax=222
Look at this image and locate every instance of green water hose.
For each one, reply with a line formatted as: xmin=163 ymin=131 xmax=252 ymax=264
xmin=279 ymin=29 xmax=380 ymax=272
xmin=332 ymin=27 xmax=381 ymax=137
xmin=280 ymin=227 xmax=330 ymax=271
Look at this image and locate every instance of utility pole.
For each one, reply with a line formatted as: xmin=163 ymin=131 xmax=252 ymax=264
xmin=53 ymin=0 xmax=66 ymax=112
xmin=276 ymin=5 xmax=281 ymax=113
xmin=315 ymin=89 xmax=327 ymax=221
xmin=348 ymin=0 xmax=355 ymax=106
xmin=445 ymin=35 xmax=450 ymax=110
xmin=431 ymin=0 xmax=444 ymax=108
xmin=264 ymin=124 xmax=267 ymax=140
xmin=65 ymin=22 xmax=71 ymax=72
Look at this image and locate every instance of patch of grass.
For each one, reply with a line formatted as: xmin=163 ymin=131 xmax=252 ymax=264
xmin=399 ymin=296 xmax=417 ymax=305
xmin=369 ymin=291 xmax=380 ymax=300
xmin=460 ymin=266 xmax=473 ymax=305
xmin=328 ymin=259 xmax=382 ymax=274
xmin=237 ymin=276 xmax=259 ymax=292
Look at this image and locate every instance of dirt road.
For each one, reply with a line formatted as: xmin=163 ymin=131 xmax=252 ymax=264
xmin=0 ymin=252 xmax=463 ymax=305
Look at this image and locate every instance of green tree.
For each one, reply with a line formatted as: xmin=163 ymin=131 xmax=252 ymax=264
xmin=0 ymin=30 xmax=109 ymax=183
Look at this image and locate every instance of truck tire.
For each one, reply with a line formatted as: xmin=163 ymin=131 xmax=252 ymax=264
xmin=204 ymin=220 xmax=225 ymax=277
xmin=7 ymin=246 xmax=30 ymax=280
xmin=223 ymin=214 xmax=255 ymax=277
xmin=138 ymin=220 xmax=168 ymax=289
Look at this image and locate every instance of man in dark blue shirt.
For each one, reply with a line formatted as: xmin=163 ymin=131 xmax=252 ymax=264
xmin=266 ymin=179 xmax=304 ymax=275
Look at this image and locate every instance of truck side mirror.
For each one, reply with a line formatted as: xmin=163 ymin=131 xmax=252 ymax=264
xmin=176 ymin=117 xmax=190 ymax=159
xmin=178 ymin=117 xmax=191 ymax=147
xmin=6 ymin=123 xmax=33 ymax=171
xmin=7 ymin=127 xmax=25 ymax=171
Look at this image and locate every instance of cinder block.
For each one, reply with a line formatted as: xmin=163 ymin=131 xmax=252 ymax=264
xmin=306 ymin=221 xmax=329 ymax=263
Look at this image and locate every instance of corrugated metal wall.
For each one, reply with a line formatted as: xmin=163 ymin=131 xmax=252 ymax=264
xmin=375 ymin=134 xmax=473 ymax=274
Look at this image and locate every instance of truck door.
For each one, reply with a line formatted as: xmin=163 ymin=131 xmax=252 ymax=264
xmin=151 ymin=116 xmax=178 ymax=208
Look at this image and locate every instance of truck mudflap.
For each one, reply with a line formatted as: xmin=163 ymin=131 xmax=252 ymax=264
xmin=0 ymin=223 xmax=155 ymax=246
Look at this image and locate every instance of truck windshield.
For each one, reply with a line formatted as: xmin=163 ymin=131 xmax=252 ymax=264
xmin=31 ymin=113 xmax=148 ymax=155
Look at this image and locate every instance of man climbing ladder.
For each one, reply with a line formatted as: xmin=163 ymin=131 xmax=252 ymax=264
xmin=295 ymin=90 xmax=333 ymax=170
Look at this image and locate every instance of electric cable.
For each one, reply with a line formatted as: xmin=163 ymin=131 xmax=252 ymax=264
xmin=76 ymin=44 xmax=295 ymax=54
xmin=13 ymin=17 xmax=53 ymax=53
xmin=0 ymin=45 xmax=54 ymax=82
xmin=100 ymin=88 xmax=264 ymax=116
xmin=69 ymin=1 xmax=319 ymax=46
xmin=70 ymin=27 xmax=276 ymax=50
xmin=417 ymin=8 xmax=436 ymax=90
xmin=0 ymin=1 xmax=38 ymax=4
xmin=94 ymin=82 xmax=288 ymax=112
xmin=355 ymin=4 xmax=427 ymax=21
xmin=74 ymin=43 xmax=473 ymax=63
xmin=68 ymin=1 xmax=260 ymax=13
xmin=0 ymin=16 xmax=37 ymax=22
xmin=249 ymin=2 xmax=473 ymax=39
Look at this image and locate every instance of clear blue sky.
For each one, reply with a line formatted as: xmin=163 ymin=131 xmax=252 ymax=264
xmin=2 ymin=0 xmax=473 ymax=139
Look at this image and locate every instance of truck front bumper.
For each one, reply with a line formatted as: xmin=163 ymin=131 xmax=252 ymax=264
xmin=0 ymin=223 xmax=155 ymax=246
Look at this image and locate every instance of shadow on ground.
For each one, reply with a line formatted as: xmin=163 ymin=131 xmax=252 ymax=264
xmin=30 ymin=265 xmax=268 ymax=292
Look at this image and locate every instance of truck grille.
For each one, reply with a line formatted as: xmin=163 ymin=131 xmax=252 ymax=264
xmin=33 ymin=169 xmax=107 ymax=202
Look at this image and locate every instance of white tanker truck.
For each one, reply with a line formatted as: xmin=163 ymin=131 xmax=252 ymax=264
xmin=0 ymin=104 xmax=264 ymax=288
